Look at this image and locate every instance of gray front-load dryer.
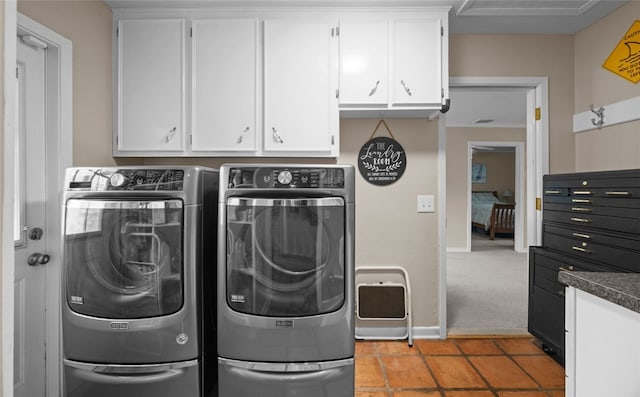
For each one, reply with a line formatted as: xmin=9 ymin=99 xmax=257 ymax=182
xmin=217 ymin=164 xmax=355 ymax=396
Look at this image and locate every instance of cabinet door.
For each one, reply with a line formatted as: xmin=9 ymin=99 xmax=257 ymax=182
xmin=263 ymin=19 xmax=338 ymax=154
xmin=192 ymin=19 xmax=258 ymax=152
xmin=392 ymin=19 xmax=442 ymax=106
xmin=117 ymin=19 xmax=185 ymax=153
xmin=339 ymin=20 xmax=388 ymax=105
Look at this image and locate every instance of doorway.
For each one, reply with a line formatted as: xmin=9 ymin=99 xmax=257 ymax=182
xmin=439 ymin=77 xmax=549 ymax=336
xmin=3 ymin=11 xmax=72 ymax=397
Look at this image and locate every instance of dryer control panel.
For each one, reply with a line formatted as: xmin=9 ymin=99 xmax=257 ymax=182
xmin=227 ymin=167 xmax=345 ymax=189
xmin=66 ymin=168 xmax=185 ymax=191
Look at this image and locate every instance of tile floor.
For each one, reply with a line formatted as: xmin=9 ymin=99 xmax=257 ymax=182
xmin=355 ymin=337 xmax=565 ymax=397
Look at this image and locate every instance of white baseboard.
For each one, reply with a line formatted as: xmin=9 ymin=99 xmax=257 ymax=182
xmin=446 ymin=247 xmax=469 ymax=253
xmin=355 ymin=326 xmax=442 ymax=340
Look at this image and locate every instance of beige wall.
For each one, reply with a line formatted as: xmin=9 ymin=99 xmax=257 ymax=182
xmin=574 ymin=1 xmax=640 ymax=172
xmin=446 ymin=127 xmax=525 ymax=249
xmin=450 ymin=34 xmax=575 ymax=174
xmin=471 ymin=152 xmax=516 ymax=196
xmin=18 ymin=0 xmax=135 ymax=167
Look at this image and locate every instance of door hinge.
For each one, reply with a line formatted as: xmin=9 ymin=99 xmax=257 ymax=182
xmin=535 ymin=107 xmax=541 ymax=121
xmin=536 ymin=197 xmax=541 ymax=211
xmin=331 ymin=135 xmax=335 ymax=145
xmin=441 ymin=88 xmax=445 ymax=98
xmin=190 ymin=27 xmax=193 ymax=38
xmin=16 ymin=67 xmax=18 ymax=79
xmin=332 ymin=27 xmax=340 ymax=37
xmin=116 ymin=27 xmax=119 ymax=38
xmin=336 ymin=89 xmax=340 ymax=99
xmin=441 ymin=26 xmax=444 ymax=36
xmin=190 ymin=134 xmax=193 ymax=145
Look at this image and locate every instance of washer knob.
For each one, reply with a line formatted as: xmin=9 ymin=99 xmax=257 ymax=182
xmin=277 ymin=170 xmax=293 ymax=185
xmin=110 ymin=173 xmax=128 ymax=187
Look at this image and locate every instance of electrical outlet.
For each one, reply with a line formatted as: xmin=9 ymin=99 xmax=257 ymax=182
xmin=417 ymin=195 xmax=435 ymax=213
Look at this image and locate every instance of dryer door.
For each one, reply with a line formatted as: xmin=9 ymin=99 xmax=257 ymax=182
xmin=226 ymin=197 xmax=345 ymax=317
xmin=64 ymin=199 xmax=184 ymax=319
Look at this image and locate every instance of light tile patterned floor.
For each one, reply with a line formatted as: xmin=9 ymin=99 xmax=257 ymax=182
xmin=355 ymin=337 xmax=565 ymax=397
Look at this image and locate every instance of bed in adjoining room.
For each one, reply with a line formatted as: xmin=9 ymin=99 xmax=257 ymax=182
xmin=471 ymin=191 xmax=515 ymax=240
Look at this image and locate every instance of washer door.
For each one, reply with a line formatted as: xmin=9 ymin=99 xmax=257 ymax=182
xmin=226 ymin=197 xmax=345 ymax=317
xmin=64 ymin=199 xmax=183 ymax=319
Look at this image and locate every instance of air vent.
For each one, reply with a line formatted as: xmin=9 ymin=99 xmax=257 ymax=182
xmin=473 ymin=119 xmax=495 ymax=124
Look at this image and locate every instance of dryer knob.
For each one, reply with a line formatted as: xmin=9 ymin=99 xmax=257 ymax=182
xmin=278 ymin=170 xmax=293 ymax=185
xmin=110 ymin=173 xmax=128 ymax=187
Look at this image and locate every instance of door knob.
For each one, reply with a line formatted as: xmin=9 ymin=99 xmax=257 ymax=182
xmin=27 ymin=253 xmax=50 ymax=266
xmin=28 ymin=227 xmax=44 ymax=240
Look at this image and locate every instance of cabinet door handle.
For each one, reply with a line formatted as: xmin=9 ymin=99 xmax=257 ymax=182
xmin=572 ymin=190 xmax=593 ymax=195
xmin=572 ymin=232 xmax=591 ymax=239
xmin=162 ymin=127 xmax=177 ymax=143
xmin=571 ymin=207 xmax=592 ymax=213
xmin=571 ymin=198 xmax=592 ymax=204
xmin=572 ymin=246 xmax=592 ymax=254
xmin=368 ymin=80 xmax=380 ymax=97
xmin=544 ymin=189 xmax=561 ymax=194
xmin=605 ymin=191 xmax=632 ymax=196
xmin=400 ymin=80 xmax=412 ymax=96
xmin=272 ymin=127 xmax=284 ymax=144
xmin=570 ymin=217 xmax=592 ymax=223
xmin=559 ymin=266 xmax=575 ymax=272
xmin=236 ymin=126 xmax=250 ymax=144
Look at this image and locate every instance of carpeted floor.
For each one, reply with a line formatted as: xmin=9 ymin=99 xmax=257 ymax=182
xmin=447 ymin=233 xmax=529 ymax=333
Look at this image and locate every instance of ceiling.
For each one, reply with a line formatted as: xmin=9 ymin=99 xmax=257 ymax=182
xmin=106 ymin=0 xmax=629 ymax=128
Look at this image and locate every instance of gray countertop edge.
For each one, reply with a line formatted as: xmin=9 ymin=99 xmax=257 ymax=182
xmin=559 ymin=271 xmax=640 ymax=314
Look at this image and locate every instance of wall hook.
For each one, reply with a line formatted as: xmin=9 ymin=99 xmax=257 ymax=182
xmin=590 ymin=105 xmax=605 ymax=129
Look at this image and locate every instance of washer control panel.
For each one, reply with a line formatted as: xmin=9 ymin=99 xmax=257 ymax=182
xmin=66 ymin=169 xmax=185 ymax=191
xmin=228 ymin=167 xmax=345 ymax=189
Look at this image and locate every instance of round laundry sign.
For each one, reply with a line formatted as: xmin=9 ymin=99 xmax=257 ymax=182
xmin=358 ymin=136 xmax=406 ymax=186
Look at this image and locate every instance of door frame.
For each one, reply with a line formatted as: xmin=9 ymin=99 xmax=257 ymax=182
xmin=3 ymin=8 xmax=73 ymax=396
xmin=466 ymin=141 xmax=526 ymax=253
xmin=438 ymin=76 xmax=548 ymax=338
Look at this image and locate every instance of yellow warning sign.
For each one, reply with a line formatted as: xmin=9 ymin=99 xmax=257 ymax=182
xmin=603 ymin=20 xmax=640 ymax=83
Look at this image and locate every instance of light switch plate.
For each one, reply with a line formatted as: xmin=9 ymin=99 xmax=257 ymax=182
xmin=417 ymin=195 xmax=435 ymax=213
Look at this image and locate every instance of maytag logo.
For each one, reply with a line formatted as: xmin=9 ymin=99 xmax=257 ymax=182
xmin=110 ymin=322 xmax=129 ymax=330
xmin=276 ymin=320 xmax=294 ymax=328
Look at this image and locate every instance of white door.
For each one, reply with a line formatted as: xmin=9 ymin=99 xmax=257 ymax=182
xmin=14 ymin=36 xmax=48 ymax=397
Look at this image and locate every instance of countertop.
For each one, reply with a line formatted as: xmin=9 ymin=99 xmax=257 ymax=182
xmin=558 ymin=271 xmax=640 ymax=314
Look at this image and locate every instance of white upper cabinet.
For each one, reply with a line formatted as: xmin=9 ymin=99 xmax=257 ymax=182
xmin=338 ymin=13 xmax=448 ymax=115
xmin=392 ymin=19 xmax=443 ymax=106
xmin=191 ymin=19 xmax=258 ymax=153
xmin=339 ymin=20 xmax=388 ymax=106
xmin=263 ymin=19 xmax=339 ymax=155
xmin=116 ymin=19 xmax=185 ymax=153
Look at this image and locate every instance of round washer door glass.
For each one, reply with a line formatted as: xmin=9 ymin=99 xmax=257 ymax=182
xmin=226 ymin=197 xmax=345 ymax=317
xmin=64 ymin=199 xmax=183 ymax=319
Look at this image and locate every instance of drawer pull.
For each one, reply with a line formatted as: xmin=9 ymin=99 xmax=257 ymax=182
xmin=571 ymin=198 xmax=592 ymax=204
xmin=545 ymin=190 xmax=562 ymax=195
xmin=572 ymin=190 xmax=593 ymax=195
xmin=572 ymin=246 xmax=592 ymax=254
xmin=571 ymin=207 xmax=592 ymax=213
xmin=571 ymin=217 xmax=592 ymax=223
xmin=572 ymin=232 xmax=591 ymax=239
xmin=559 ymin=266 xmax=575 ymax=272
xmin=605 ymin=191 xmax=631 ymax=197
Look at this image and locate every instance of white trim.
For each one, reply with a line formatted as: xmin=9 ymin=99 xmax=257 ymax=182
xmin=438 ymin=112 xmax=447 ymax=339
xmin=3 ymin=3 xmax=18 ymax=396
xmin=573 ymin=95 xmax=640 ymax=133
xmin=355 ymin=326 xmax=441 ymax=340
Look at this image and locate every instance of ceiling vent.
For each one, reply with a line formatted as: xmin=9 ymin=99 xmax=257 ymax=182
xmin=457 ymin=0 xmax=600 ymax=16
xmin=473 ymin=119 xmax=495 ymax=124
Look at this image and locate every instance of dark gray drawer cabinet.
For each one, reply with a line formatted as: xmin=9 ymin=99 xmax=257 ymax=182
xmin=529 ymin=169 xmax=640 ymax=364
